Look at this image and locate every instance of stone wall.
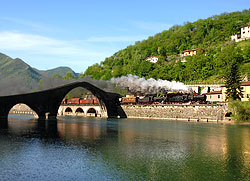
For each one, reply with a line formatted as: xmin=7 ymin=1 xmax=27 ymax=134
xmin=121 ymin=104 xmax=229 ymax=121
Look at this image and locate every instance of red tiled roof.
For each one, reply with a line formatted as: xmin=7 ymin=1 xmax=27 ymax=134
xmin=203 ymin=91 xmax=222 ymax=95
xmin=241 ymin=82 xmax=250 ymax=86
xmin=180 ymin=48 xmax=200 ymax=54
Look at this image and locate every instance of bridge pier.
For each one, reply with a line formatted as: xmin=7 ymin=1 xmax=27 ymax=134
xmin=37 ymin=114 xmax=57 ymax=121
xmin=47 ymin=114 xmax=57 ymax=120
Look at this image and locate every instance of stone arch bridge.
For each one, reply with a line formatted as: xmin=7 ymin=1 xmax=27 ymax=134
xmin=59 ymin=105 xmax=107 ymax=117
xmin=0 ymin=81 xmax=127 ymax=124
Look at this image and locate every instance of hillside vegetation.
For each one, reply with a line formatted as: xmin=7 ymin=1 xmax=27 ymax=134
xmin=0 ymin=53 xmax=79 ymax=95
xmin=36 ymin=67 xmax=79 ymax=77
xmin=83 ymin=9 xmax=250 ymax=83
xmin=0 ymin=53 xmax=41 ymax=83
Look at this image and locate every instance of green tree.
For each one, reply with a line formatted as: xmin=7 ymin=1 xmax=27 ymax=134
xmin=53 ymin=74 xmax=63 ymax=79
xmin=222 ymin=44 xmax=244 ymax=100
xmin=64 ymin=72 xmax=74 ymax=80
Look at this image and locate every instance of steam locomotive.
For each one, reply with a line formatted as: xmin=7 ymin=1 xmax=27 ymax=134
xmin=121 ymin=93 xmax=206 ymax=105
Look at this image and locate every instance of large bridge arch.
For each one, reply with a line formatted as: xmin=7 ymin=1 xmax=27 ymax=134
xmin=54 ymin=82 xmax=125 ymax=119
xmin=0 ymin=81 xmax=127 ymax=123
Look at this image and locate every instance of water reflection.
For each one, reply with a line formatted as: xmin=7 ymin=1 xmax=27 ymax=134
xmin=0 ymin=116 xmax=249 ymax=180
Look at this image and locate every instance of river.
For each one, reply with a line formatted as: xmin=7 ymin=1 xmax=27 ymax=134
xmin=0 ymin=115 xmax=249 ymax=180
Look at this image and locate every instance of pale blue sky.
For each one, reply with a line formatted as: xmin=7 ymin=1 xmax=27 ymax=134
xmin=0 ymin=0 xmax=249 ymax=72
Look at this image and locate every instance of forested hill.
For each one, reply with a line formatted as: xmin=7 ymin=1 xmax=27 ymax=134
xmin=83 ymin=9 xmax=250 ymax=83
xmin=0 ymin=53 xmax=79 ymax=93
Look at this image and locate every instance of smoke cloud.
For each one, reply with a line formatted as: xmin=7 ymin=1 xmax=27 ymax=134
xmin=110 ymin=74 xmax=191 ymax=94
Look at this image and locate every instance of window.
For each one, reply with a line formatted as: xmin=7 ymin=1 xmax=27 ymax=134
xmin=218 ymin=95 xmax=220 ymax=99
xmin=247 ymin=94 xmax=249 ymax=98
xmin=210 ymin=95 xmax=212 ymax=99
xmin=242 ymin=94 xmax=244 ymax=98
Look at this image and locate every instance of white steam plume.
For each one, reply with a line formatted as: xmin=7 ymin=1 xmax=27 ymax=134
xmin=110 ymin=74 xmax=191 ymax=94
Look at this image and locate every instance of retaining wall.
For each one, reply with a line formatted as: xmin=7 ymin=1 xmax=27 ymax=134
xmin=121 ymin=104 xmax=229 ymax=121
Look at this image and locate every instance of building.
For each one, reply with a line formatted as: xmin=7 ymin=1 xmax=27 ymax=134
xmin=231 ymin=26 xmax=250 ymax=42
xmin=187 ymin=84 xmax=223 ymax=95
xmin=125 ymin=91 xmax=136 ymax=98
xmin=146 ymin=56 xmax=158 ymax=63
xmin=180 ymin=48 xmax=200 ymax=62
xmin=222 ymin=82 xmax=250 ymax=101
xmin=203 ymin=91 xmax=223 ymax=102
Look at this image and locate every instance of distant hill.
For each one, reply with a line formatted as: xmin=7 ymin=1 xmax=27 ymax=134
xmin=0 ymin=53 xmax=79 ymax=93
xmin=0 ymin=53 xmax=42 ymax=83
xmin=35 ymin=67 xmax=78 ymax=78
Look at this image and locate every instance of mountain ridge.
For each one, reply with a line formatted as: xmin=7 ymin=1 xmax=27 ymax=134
xmin=0 ymin=53 xmax=78 ymax=82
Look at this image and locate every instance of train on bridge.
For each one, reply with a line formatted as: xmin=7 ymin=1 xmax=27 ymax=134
xmin=61 ymin=98 xmax=99 ymax=105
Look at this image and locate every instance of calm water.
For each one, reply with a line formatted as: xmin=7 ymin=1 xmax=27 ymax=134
xmin=0 ymin=115 xmax=250 ymax=181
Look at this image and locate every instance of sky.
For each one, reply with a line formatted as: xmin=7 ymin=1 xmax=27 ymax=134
xmin=0 ymin=0 xmax=250 ymax=73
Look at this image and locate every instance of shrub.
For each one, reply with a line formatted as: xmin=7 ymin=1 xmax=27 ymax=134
xmin=229 ymin=100 xmax=250 ymax=122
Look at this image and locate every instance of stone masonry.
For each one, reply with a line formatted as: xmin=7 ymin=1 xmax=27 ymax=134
xmin=121 ymin=104 xmax=228 ymax=121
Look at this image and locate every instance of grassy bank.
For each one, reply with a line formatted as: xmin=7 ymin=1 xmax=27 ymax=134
xmin=229 ymin=101 xmax=250 ymax=122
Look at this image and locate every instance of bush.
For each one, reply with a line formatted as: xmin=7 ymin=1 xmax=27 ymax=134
xmin=229 ymin=100 xmax=250 ymax=122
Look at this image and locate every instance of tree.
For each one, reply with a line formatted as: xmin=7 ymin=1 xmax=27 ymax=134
xmin=53 ymin=74 xmax=63 ymax=79
xmin=64 ymin=72 xmax=74 ymax=80
xmin=222 ymin=44 xmax=244 ymax=100
xmin=225 ymin=60 xmax=243 ymax=100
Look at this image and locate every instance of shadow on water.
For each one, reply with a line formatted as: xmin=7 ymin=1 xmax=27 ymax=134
xmin=0 ymin=119 xmax=8 ymax=129
xmin=37 ymin=118 xmax=59 ymax=138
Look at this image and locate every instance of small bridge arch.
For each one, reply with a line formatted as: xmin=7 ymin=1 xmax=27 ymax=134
xmin=75 ymin=107 xmax=84 ymax=113
xmin=86 ymin=107 xmax=97 ymax=117
xmin=87 ymin=108 xmax=96 ymax=114
xmin=8 ymin=103 xmax=38 ymax=117
xmin=65 ymin=107 xmax=73 ymax=113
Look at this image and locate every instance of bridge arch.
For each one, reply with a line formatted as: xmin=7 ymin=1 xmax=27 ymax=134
xmin=87 ymin=108 xmax=97 ymax=113
xmin=65 ymin=107 xmax=73 ymax=112
xmin=60 ymin=85 xmax=105 ymax=116
xmin=0 ymin=81 xmax=127 ymax=122
xmin=75 ymin=107 xmax=84 ymax=113
xmin=8 ymin=103 xmax=38 ymax=118
xmin=54 ymin=82 xmax=123 ymax=119
xmin=87 ymin=108 xmax=97 ymax=117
